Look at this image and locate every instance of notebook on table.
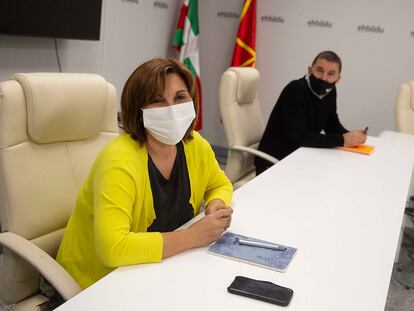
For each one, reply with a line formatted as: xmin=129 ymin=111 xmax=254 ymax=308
xmin=337 ymin=144 xmax=375 ymax=155
xmin=207 ymin=232 xmax=297 ymax=272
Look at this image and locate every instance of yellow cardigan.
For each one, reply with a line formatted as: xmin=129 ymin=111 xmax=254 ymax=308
xmin=57 ymin=132 xmax=233 ymax=289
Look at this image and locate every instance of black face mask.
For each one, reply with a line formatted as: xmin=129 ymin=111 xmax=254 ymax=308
xmin=308 ymin=74 xmax=335 ymax=95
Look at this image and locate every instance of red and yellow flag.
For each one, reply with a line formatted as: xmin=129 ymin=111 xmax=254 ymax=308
xmin=231 ymin=0 xmax=256 ymax=67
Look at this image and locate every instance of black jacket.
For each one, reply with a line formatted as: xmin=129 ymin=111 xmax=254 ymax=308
xmin=255 ymin=77 xmax=348 ymax=174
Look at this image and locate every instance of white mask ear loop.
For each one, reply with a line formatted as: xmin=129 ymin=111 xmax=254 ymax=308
xmin=305 ymin=74 xmax=331 ymax=100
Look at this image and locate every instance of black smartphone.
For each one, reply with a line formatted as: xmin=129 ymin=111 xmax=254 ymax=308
xmin=227 ymin=276 xmax=293 ymax=306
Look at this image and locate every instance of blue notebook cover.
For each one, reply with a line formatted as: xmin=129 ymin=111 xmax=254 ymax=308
xmin=207 ymin=232 xmax=297 ymax=272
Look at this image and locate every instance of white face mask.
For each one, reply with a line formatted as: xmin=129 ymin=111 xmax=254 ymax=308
xmin=142 ymin=101 xmax=196 ymax=145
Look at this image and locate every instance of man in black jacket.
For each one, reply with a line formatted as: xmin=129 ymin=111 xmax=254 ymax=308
xmin=255 ymin=51 xmax=366 ymax=174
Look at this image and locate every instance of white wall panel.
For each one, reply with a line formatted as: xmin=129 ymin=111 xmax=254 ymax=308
xmin=199 ymin=0 xmax=414 ymax=145
xmin=101 ymin=0 xmax=180 ymax=109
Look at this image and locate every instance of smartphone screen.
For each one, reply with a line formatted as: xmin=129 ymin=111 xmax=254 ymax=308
xmin=227 ymin=276 xmax=293 ymax=306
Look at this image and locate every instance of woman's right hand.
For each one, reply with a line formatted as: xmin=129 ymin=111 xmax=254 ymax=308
xmin=161 ymin=207 xmax=233 ymax=259
xmin=187 ymin=207 xmax=233 ymax=247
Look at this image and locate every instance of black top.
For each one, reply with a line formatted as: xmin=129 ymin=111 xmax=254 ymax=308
xmin=147 ymin=142 xmax=193 ymax=232
xmin=255 ymin=77 xmax=348 ymax=174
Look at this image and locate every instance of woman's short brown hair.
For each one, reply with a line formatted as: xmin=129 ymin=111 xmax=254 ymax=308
xmin=120 ymin=58 xmax=199 ymax=144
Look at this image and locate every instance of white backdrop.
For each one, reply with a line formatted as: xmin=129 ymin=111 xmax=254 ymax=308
xmin=200 ymin=0 xmax=414 ymax=146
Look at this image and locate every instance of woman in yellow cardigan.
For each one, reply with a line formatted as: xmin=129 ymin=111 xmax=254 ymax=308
xmin=57 ymin=58 xmax=233 ymax=289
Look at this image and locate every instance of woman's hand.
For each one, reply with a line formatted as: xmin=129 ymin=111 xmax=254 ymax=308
xmin=161 ymin=201 xmax=232 ymax=258
xmin=205 ymin=199 xmax=229 ymax=215
xmin=187 ymin=206 xmax=233 ymax=247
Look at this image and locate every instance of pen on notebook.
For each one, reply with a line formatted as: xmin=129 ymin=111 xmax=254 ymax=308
xmin=363 ymin=126 xmax=369 ymax=134
xmin=236 ymin=237 xmax=286 ymax=251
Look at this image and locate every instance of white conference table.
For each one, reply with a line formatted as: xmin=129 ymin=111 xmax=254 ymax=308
xmin=57 ymin=130 xmax=414 ymax=311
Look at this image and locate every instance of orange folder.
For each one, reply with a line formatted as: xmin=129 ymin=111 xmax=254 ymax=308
xmin=337 ymin=145 xmax=375 ymax=155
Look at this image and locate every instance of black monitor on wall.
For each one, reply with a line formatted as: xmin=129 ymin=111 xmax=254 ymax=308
xmin=0 ymin=0 xmax=103 ymax=41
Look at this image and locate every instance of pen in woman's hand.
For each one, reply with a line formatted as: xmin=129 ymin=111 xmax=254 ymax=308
xmin=363 ymin=126 xmax=369 ymax=135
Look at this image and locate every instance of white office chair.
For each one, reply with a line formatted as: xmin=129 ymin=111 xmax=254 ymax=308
xmin=393 ymin=81 xmax=414 ymax=288
xmin=395 ymin=81 xmax=414 ymax=134
xmin=219 ymin=67 xmax=278 ymax=190
xmin=0 ymin=73 xmax=118 ymax=309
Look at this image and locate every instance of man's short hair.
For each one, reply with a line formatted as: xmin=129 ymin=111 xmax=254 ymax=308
xmin=312 ymin=51 xmax=342 ymax=73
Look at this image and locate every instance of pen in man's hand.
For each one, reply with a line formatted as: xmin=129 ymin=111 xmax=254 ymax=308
xmin=236 ymin=237 xmax=286 ymax=251
xmin=363 ymin=126 xmax=369 ymax=134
